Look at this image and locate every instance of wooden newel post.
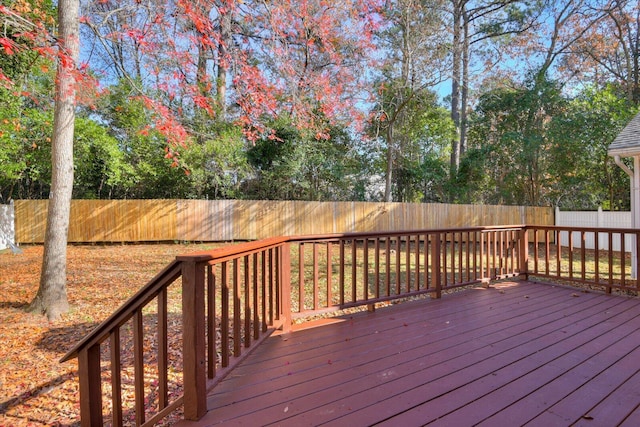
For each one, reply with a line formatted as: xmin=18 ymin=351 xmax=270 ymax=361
xmin=182 ymin=259 xmax=207 ymax=420
xmin=431 ymin=234 xmax=442 ymax=299
xmin=279 ymin=243 xmax=292 ymax=333
xmin=78 ymin=344 xmax=103 ymax=427
xmin=519 ymin=228 xmax=529 ymax=280
xmin=635 ymin=230 xmax=640 ymax=283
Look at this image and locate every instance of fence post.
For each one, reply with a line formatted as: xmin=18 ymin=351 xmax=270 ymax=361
xmin=519 ymin=228 xmax=529 ymax=280
xmin=182 ymin=259 xmax=207 ymax=420
xmin=430 ymin=234 xmax=442 ymax=299
xmin=279 ymin=243 xmax=292 ymax=333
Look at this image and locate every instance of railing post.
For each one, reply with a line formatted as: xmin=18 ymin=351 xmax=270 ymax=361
xmin=182 ymin=259 xmax=207 ymax=420
xmin=431 ymin=234 xmax=442 ymax=299
xmin=635 ymin=230 xmax=640 ymax=282
xmin=519 ymin=227 xmax=529 ymax=280
xmin=279 ymin=242 xmax=292 ymax=333
xmin=78 ymin=344 xmax=103 ymax=427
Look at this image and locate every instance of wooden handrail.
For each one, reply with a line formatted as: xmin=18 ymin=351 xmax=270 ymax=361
xmin=175 ymin=236 xmax=290 ymax=262
xmin=61 ymin=237 xmax=292 ymax=426
xmin=62 ymin=224 xmax=639 ymax=426
xmin=61 ymin=260 xmax=182 ymax=362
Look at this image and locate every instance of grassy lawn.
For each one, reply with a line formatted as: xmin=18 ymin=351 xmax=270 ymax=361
xmin=529 ymin=244 xmax=636 ymax=294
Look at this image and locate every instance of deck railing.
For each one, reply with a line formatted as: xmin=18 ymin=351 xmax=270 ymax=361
xmin=61 ymin=225 xmax=639 ymax=426
xmin=61 ymin=237 xmax=292 ymax=426
xmin=287 ymin=226 xmax=525 ymax=317
xmin=525 ymin=225 xmax=640 ymax=293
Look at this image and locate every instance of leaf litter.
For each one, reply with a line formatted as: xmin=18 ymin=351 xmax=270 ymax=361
xmin=0 ymin=243 xmax=221 ymax=426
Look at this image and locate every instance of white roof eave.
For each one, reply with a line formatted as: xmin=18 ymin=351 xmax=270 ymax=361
xmin=608 ymin=148 xmax=640 ymax=158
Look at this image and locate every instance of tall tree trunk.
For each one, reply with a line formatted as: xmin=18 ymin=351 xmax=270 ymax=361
xmin=195 ymin=34 xmax=209 ymax=146
xmin=217 ymin=9 xmax=232 ymax=119
xmin=29 ymin=0 xmax=79 ymax=321
xmin=460 ymin=8 xmax=470 ymax=157
xmin=385 ymin=124 xmax=394 ymax=202
xmin=450 ymin=0 xmax=462 ymax=175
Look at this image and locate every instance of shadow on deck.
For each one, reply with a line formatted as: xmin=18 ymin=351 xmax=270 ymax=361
xmin=177 ymin=280 xmax=640 ymax=426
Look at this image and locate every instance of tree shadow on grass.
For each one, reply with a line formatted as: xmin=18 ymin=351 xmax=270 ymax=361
xmin=37 ymin=321 xmax=100 ymax=355
xmin=0 ymin=301 xmax=29 ymax=309
xmin=32 ymin=313 xmax=186 ymax=426
xmin=0 ymin=370 xmax=78 ymax=418
xmin=0 ymin=322 xmax=100 ymax=425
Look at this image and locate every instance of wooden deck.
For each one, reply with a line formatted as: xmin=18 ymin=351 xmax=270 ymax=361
xmin=176 ymin=280 xmax=640 ymax=426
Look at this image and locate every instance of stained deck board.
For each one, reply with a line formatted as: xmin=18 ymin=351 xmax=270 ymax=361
xmin=206 ymin=284 xmax=562 ymax=403
xmin=207 ymin=285 xmax=585 ymax=415
xmin=390 ymin=297 xmax=640 ymax=426
xmin=176 ymin=281 xmax=640 ymax=427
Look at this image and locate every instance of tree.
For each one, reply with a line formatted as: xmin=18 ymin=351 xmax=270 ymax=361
xmin=73 ymin=117 xmax=128 ymax=199
xmin=370 ymin=0 xmax=448 ymax=201
xmin=180 ymin=123 xmax=250 ymax=199
xmin=514 ymin=0 xmax=606 ymax=86
xmin=447 ymin=0 xmax=539 ymax=175
xmin=567 ymin=0 xmax=640 ymax=105
xmin=242 ymin=115 xmax=365 ymax=201
xmin=80 ymin=0 xmax=383 ymax=146
xmin=0 ymin=1 xmax=56 ymax=201
xmin=27 ymin=0 xmax=81 ymax=320
xmin=93 ymin=79 xmax=193 ymax=199
xmin=244 ymin=117 xmax=306 ymax=200
xmin=0 ymin=87 xmax=34 ymax=200
xmin=372 ymin=85 xmax=454 ymax=202
xmin=549 ymin=84 xmax=638 ymax=209
xmin=467 ymin=75 xmax=567 ymax=206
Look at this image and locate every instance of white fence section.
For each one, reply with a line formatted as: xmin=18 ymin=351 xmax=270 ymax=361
xmin=0 ymin=201 xmax=15 ymax=251
xmin=555 ymin=207 xmax=634 ymax=252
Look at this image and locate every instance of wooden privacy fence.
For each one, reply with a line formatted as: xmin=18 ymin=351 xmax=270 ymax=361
xmin=14 ymin=199 xmax=553 ymax=243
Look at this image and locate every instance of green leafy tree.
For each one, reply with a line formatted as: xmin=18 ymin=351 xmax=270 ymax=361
xmin=448 ymin=0 xmax=540 ymax=175
xmin=96 ymin=80 xmax=191 ymax=198
xmin=549 ymin=84 xmax=638 ymax=210
xmin=467 ymin=75 xmax=567 ymax=206
xmin=244 ymin=118 xmax=307 ymax=200
xmin=466 ymin=77 xmax=637 ymax=209
xmin=371 ymin=84 xmax=454 ymax=202
xmin=371 ymin=0 xmax=448 ymax=201
xmin=300 ymin=125 xmax=367 ymax=201
xmin=394 ymin=105 xmax=454 ymax=202
xmin=180 ymin=123 xmax=250 ymax=199
xmin=12 ymin=108 xmax=53 ymax=199
xmin=0 ymin=88 xmax=31 ymax=200
xmin=451 ymin=145 xmax=493 ymax=203
xmin=244 ymin=116 xmax=364 ymax=201
xmin=0 ymin=0 xmax=56 ymax=201
xmin=73 ymin=117 xmax=129 ymax=199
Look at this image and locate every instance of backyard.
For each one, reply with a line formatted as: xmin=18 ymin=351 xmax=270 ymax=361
xmin=0 ymin=233 xmax=635 ymax=426
xmin=0 ymin=243 xmax=221 ymax=426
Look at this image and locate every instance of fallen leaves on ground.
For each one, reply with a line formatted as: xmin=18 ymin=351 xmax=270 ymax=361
xmin=0 ymin=242 xmax=221 ymax=426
